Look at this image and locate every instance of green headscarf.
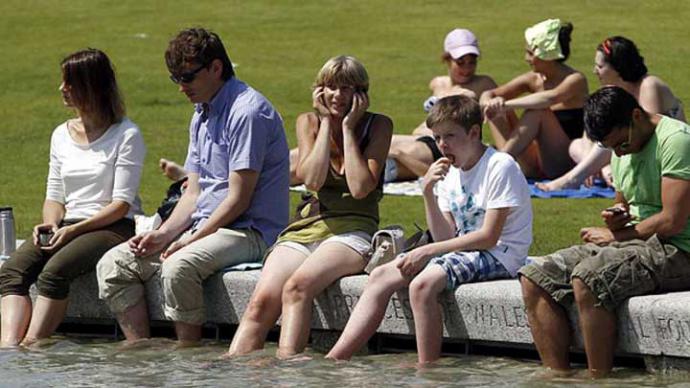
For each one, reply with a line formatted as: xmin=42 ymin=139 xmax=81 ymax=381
xmin=525 ymin=19 xmax=564 ymax=61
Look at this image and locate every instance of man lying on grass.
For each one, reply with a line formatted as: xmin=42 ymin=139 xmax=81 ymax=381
xmin=519 ymin=86 xmax=690 ymax=378
xmin=327 ymin=94 xmax=533 ymax=363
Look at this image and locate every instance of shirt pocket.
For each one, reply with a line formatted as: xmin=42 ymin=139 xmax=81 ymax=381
xmin=208 ymin=142 xmax=230 ymax=178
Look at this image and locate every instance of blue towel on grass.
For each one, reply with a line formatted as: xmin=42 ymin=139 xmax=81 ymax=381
xmin=529 ymin=179 xmax=615 ymax=199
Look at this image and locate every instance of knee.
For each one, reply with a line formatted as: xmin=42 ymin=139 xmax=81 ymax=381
xmin=572 ymin=277 xmax=594 ymax=306
xmin=281 ymin=274 xmax=314 ymax=305
xmin=96 ymin=247 xmax=138 ymax=287
xmin=408 ymin=277 xmax=438 ymax=308
xmin=96 ymin=250 xmax=118 ymax=281
xmin=0 ymin=265 xmax=31 ymax=296
xmin=161 ymin=258 xmax=196 ymax=293
xmin=160 ymin=256 xmax=191 ymax=281
xmin=245 ymin=289 xmax=280 ymax=322
xmin=367 ymin=264 xmax=399 ymax=289
xmin=523 ymin=108 xmax=547 ymax=117
xmin=568 ymin=138 xmax=587 ymax=160
xmin=368 ymin=265 xmax=391 ymax=284
xmin=36 ymin=270 xmax=69 ymax=299
xmin=519 ymin=275 xmax=544 ymax=309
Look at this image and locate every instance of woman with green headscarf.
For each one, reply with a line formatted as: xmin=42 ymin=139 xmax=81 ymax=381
xmin=480 ymin=19 xmax=588 ymax=179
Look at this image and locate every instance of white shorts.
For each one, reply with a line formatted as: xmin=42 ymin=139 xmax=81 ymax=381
xmin=276 ymin=231 xmax=372 ymax=259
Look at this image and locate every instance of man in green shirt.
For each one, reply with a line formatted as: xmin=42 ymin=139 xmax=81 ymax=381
xmin=519 ymin=86 xmax=690 ymax=377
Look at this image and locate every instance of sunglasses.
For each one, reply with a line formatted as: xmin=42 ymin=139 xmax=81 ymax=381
xmin=596 ymin=123 xmax=633 ymax=152
xmin=169 ymin=63 xmax=207 ymax=84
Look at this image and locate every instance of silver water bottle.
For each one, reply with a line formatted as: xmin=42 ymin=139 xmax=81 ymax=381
xmin=0 ymin=207 xmax=16 ymax=257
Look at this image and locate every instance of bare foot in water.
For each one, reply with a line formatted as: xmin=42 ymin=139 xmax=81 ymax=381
xmin=159 ymin=158 xmax=187 ymax=181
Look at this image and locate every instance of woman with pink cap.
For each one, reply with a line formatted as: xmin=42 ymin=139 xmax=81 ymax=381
xmin=480 ymin=19 xmax=589 ymax=179
xmin=385 ymin=28 xmax=515 ymax=182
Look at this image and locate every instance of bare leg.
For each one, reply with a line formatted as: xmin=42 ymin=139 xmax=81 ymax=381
xmin=116 ymin=298 xmax=151 ymax=341
xmin=486 ymin=110 xmax=519 ymax=149
xmin=174 ymin=321 xmax=201 ymax=346
xmin=326 ymin=258 xmax=410 ymax=360
xmin=227 ymin=246 xmax=306 ymax=356
xmin=568 ymin=137 xmax=593 ymax=163
xmin=0 ymin=295 xmax=32 ymax=347
xmin=501 ymin=109 xmax=574 ymax=179
xmin=21 ymin=296 xmax=69 ymax=345
xmin=572 ymin=277 xmax=616 ymax=378
xmin=537 ymin=143 xmax=611 ymax=191
xmin=520 ymin=276 xmax=571 ymax=372
xmin=408 ymin=265 xmax=447 ymax=363
xmin=159 ymin=158 xmax=187 ymax=182
xmin=277 ymin=243 xmax=366 ymax=358
xmin=388 ymin=135 xmax=436 ymax=180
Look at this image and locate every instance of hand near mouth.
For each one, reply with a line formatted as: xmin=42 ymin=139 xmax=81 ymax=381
xmin=422 ymin=157 xmax=451 ymax=196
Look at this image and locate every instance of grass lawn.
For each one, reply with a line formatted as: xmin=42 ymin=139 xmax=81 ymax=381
xmin=1 ymin=0 xmax=687 ymax=255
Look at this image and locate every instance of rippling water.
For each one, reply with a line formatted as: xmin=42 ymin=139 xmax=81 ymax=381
xmin=0 ymin=338 xmax=686 ymax=387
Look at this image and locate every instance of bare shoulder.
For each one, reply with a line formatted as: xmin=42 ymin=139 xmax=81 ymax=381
xmin=296 ymin=112 xmax=319 ymax=135
xmin=519 ymin=71 xmax=541 ymax=87
xmin=430 ymin=76 xmax=452 ymax=93
xmin=640 ymin=74 xmax=671 ymax=93
xmin=473 ymin=74 xmax=499 ymax=94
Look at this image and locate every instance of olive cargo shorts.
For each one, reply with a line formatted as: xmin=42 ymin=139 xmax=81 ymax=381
xmin=519 ymin=235 xmax=690 ymax=311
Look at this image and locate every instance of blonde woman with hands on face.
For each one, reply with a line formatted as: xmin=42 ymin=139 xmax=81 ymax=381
xmin=227 ymin=56 xmax=393 ymax=359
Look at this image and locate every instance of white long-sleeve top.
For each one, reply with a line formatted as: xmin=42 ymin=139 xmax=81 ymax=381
xmin=46 ymin=118 xmax=146 ymax=220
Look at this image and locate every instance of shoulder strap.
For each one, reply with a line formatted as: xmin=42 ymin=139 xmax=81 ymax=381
xmin=358 ymin=113 xmax=377 ymax=149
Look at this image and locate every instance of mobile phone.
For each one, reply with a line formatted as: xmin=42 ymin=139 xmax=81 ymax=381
xmin=605 ymin=207 xmax=626 ymax=215
xmin=37 ymin=228 xmax=54 ymax=246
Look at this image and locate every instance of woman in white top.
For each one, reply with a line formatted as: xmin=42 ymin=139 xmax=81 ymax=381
xmin=0 ymin=49 xmax=145 ymax=347
xmin=538 ymin=36 xmax=686 ymax=191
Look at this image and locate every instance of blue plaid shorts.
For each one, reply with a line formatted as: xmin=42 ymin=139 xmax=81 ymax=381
xmin=430 ymin=250 xmax=511 ymax=290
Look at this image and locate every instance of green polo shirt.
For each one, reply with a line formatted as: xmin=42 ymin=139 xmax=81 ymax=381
xmin=611 ymin=115 xmax=690 ymax=252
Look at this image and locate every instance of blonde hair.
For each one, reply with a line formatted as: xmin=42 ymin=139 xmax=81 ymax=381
xmin=313 ymin=55 xmax=369 ymax=92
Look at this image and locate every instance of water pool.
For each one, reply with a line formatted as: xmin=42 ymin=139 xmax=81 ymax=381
xmin=0 ymin=338 xmax=686 ymax=387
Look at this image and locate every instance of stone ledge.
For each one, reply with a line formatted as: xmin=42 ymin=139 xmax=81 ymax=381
xmin=36 ymin=266 xmax=690 ymax=359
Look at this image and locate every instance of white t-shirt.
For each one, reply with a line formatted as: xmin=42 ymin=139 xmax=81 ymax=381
xmin=46 ymin=118 xmax=146 ymax=220
xmin=436 ymin=147 xmax=532 ymax=275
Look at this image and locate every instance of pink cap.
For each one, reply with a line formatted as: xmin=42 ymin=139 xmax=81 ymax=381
xmin=444 ymin=29 xmax=480 ymax=59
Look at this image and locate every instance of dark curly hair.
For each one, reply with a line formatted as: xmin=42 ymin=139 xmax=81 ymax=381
xmin=165 ymin=28 xmax=234 ymax=81
xmin=556 ymin=22 xmax=573 ymax=62
xmin=597 ymin=36 xmax=648 ymax=82
xmin=584 ymin=86 xmax=641 ymax=142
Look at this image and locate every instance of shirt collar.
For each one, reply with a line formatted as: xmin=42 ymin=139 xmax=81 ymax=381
xmin=193 ymin=77 xmax=237 ymax=117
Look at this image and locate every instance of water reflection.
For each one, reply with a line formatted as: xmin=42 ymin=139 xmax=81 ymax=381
xmin=0 ymin=337 xmax=683 ymax=387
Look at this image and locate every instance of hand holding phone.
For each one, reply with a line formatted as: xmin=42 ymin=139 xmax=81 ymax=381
xmin=601 ymin=204 xmax=631 ymax=231
xmin=604 ymin=206 xmax=626 ymax=215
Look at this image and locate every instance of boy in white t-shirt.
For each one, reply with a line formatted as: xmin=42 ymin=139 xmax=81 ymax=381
xmin=327 ymin=95 xmax=533 ymax=363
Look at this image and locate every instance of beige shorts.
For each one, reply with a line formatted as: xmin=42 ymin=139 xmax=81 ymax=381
xmin=276 ymin=231 xmax=372 ymax=259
